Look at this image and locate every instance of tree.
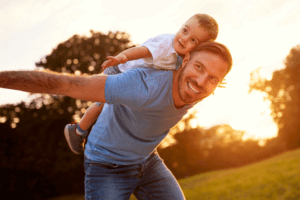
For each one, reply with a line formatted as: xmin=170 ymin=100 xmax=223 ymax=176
xmin=0 ymin=30 xmax=134 ymax=199
xmin=249 ymin=44 xmax=300 ymax=149
xmin=34 ymin=30 xmax=133 ymax=123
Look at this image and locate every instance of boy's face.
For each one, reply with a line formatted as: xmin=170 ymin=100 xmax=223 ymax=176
xmin=174 ymin=17 xmax=211 ymax=57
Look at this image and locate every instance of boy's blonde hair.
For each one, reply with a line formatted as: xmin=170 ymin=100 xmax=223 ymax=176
xmin=190 ymin=14 xmax=219 ymax=40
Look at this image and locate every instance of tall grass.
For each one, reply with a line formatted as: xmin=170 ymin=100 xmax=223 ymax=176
xmin=48 ymin=148 xmax=300 ymax=200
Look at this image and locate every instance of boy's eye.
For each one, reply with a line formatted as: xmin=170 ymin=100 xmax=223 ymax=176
xmin=183 ymin=28 xmax=188 ymax=34
xmin=192 ymin=39 xmax=197 ymax=44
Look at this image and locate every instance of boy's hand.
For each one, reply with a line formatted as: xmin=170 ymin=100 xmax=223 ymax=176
xmin=101 ymin=55 xmax=128 ymax=69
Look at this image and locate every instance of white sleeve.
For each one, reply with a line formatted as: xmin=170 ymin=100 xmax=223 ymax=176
xmin=141 ymin=34 xmax=177 ymax=70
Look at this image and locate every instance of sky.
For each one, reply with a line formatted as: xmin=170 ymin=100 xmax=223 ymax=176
xmin=1 ymin=0 xmax=300 ymax=140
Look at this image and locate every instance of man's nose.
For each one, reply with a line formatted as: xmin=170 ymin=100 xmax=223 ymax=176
xmin=196 ymin=74 xmax=208 ymax=87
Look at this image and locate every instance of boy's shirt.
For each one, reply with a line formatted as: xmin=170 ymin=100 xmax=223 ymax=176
xmin=118 ymin=34 xmax=181 ymax=72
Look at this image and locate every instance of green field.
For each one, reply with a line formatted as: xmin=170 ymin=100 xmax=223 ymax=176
xmin=48 ymin=148 xmax=300 ymax=200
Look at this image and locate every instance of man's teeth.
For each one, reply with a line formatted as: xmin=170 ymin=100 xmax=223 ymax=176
xmin=188 ymin=82 xmax=199 ymax=94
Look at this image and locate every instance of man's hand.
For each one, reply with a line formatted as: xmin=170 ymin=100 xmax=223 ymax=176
xmin=101 ymin=54 xmax=128 ymax=69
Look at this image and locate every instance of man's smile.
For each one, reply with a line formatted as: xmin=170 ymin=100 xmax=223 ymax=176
xmin=187 ymin=81 xmax=200 ymax=94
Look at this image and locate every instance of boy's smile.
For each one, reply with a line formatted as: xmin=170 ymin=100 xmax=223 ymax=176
xmin=174 ymin=17 xmax=211 ymax=57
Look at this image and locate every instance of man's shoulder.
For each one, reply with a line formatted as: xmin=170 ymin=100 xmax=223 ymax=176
xmin=126 ymin=68 xmax=173 ymax=81
xmin=105 ymin=68 xmax=174 ymax=108
xmin=122 ymin=68 xmax=173 ymax=96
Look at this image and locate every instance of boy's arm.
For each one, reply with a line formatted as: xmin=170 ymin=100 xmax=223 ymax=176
xmin=0 ymin=70 xmax=107 ymax=103
xmin=78 ymin=103 xmax=104 ymax=130
xmin=101 ymin=46 xmax=152 ymax=69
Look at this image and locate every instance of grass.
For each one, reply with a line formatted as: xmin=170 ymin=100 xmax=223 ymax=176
xmin=180 ymin=148 xmax=300 ymax=200
xmin=48 ymin=148 xmax=300 ymax=200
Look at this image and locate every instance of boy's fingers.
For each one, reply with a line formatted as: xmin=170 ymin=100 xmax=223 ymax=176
xmin=120 ymin=57 xmax=128 ymax=63
xmin=101 ymin=61 xmax=109 ymax=68
xmin=102 ymin=56 xmax=122 ymax=68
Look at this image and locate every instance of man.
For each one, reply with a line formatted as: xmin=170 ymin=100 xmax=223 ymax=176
xmin=0 ymin=41 xmax=232 ymax=200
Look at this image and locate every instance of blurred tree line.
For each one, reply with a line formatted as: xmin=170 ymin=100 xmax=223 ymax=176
xmin=0 ymin=31 xmax=292 ymax=199
xmin=158 ymin=111 xmax=285 ymax=179
xmin=249 ymin=44 xmax=300 ymax=150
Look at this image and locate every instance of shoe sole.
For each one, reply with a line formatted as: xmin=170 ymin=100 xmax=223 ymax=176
xmin=64 ymin=125 xmax=81 ymax=154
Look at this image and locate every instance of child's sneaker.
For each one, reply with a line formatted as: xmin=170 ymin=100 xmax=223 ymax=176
xmin=64 ymin=122 xmax=86 ymax=154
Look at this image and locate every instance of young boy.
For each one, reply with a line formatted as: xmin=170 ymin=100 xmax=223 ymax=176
xmin=64 ymin=13 xmax=219 ymax=154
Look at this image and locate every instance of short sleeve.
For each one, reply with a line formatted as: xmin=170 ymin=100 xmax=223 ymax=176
xmin=141 ymin=34 xmax=177 ymax=70
xmin=105 ymin=70 xmax=148 ymax=108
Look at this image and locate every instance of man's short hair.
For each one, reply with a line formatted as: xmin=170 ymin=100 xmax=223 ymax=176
xmin=191 ymin=14 xmax=219 ymax=40
xmin=190 ymin=41 xmax=233 ymax=76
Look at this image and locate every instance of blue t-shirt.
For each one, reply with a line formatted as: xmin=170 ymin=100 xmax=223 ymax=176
xmin=84 ymin=68 xmax=194 ymax=165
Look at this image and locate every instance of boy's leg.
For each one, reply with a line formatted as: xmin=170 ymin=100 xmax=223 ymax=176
xmin=64 ymin=65 xmax=122 ymax=154
xmin=64 ymin=102 xmax=103 ymax=154
xmin=133 ymin=153 xmax=185 ymax=200
xmin=84 ymin=157 xmax=140 ymax=200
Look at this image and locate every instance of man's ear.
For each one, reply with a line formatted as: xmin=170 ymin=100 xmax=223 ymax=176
xmin=217 ymin=79 xmax=227 ymax=88
xmin=181 ymin=53 xmax=191 ymax=68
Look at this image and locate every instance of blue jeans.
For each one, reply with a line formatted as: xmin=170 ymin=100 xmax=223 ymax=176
xmin=84 ymin=152 xmax=185 ymax=200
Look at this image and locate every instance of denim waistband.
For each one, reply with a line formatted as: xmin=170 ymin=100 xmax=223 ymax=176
xmin=84 ymin=150 xmax=158 ymax=166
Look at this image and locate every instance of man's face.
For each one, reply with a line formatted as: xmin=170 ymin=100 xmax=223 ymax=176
xmin=174 ymin=17 xmax=211 ymax=57
xmin=173 ymin=51 xmax=228 ymax=107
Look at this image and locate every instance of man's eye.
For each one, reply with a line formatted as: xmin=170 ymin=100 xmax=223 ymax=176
xmin=183 ymin=28 xmax=188 ymax=33
xmin=192 ymin=39 xmax=196 ymax=44
xmin=196 ymin=65 xmax=203 ymax=71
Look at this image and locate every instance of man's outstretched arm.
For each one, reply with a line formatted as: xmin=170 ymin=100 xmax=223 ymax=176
xmin=0 ymin=70 xmax=107 ymax=103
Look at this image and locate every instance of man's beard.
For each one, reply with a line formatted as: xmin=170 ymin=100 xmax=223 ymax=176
xmin=177 ymin=67 xmax=207 ymax=105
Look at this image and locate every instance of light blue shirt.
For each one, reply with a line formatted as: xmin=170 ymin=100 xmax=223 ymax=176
xmin=84 ymin=68 xmax=194 ymax=165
